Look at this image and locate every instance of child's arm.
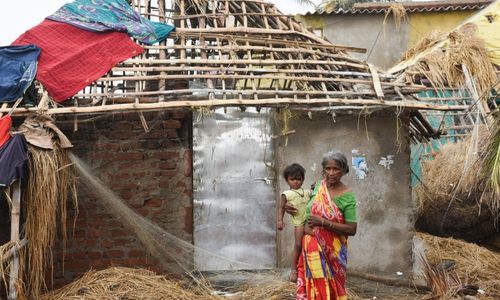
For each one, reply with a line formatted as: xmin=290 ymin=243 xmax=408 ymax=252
xmin=277 ymin=194 xmax=287 ymax=230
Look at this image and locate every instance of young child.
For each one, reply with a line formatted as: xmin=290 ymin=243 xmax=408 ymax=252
xmin=277 ymin=163 xmax=311 ymax=283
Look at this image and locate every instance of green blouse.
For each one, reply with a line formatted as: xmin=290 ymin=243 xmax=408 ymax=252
xmin=305 ymin=180 xmax=358 ymax=223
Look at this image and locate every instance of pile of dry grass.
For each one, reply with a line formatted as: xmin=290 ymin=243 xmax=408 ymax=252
xmin=402 ymin=30 xmax=445 ymax=62
xmin=418 ymin=232 xmax=500 ymax=297
xmin=19 ymin=137 xmax=77 ymax=299
xmin=415 ymin=127 xmax=498 ymax=241
xmin=41 ymin=267 xmax=219 ymax=300
xmin=384 ymin=3 xmax=407 ymax=29
xmin=482 ymin=114 xmax=500 ymax=215
xmin=233 ymin=280 xmax=296 ymax=300
xmin=41 ymin=267 xmax=369 ymax=300
xmin=407 ymin=23 xmax=498 ymax=97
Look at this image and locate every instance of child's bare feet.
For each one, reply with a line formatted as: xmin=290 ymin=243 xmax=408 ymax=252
xmin=289 ymin=270 xmax=298 ymax=283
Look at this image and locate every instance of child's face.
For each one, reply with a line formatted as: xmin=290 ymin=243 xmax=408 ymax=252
xmin=286 ymin=176 xmax=304 ymax=190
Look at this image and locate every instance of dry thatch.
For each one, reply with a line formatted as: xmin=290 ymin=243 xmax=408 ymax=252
xmin=415 ymin=126 xmax=499 ymax=241
xmin=41 ymin=267 xmax=219 ymax=300
xmin=384 ymin=3 xmax=407 ymax=29
xmin=482 ymin=113 xmax=500 ymax=213
xmin=40 ymin=266 xmax=399 ymax=300
xmin=418 ymin=232 xmax=500 ymax=298
xmin=402 ymin=30 xmax=445 ymax=62
xmin=404 ymin=23 xmax=498 ymax=98
xmin=0 ymin=0 xmax=453 ymax=120
xmin=18 ymin=134 xmax=77 ymax=299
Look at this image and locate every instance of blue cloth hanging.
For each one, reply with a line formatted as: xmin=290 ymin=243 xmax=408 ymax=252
xmin=47 ymin=0 xmax=175 ymax=45
xmin=0 ymin=45 xmax=41 ymax=103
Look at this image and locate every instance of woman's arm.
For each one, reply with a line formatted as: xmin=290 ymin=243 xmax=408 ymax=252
xmin=308 ymin=215 xmax=357 ymax=236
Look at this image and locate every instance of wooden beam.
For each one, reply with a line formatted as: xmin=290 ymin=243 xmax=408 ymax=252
xmin=2 ymin=98 xmax=470 ymax=117
xmin=8 ymin=181 xmax=21 ymax=300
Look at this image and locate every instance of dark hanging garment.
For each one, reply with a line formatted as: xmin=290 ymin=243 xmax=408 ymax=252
xmin=0 ymin=134 xmax=28 ymax=188
xmin=0 ymin=45 xmax=41 ymax=103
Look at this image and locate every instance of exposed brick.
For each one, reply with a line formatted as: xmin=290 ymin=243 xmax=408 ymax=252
xmin=110 ymin=229 xmax=130 ymax=238
xmin=144 ymin=198 xmax=162 ymax=207
xmin=159 ymin=161 xmax=177 ymax=170
xmin=163 ymin=120 xmax=182 ymax=129
xmin=124 ymin=258 xmax=148 ymax=267
xmin=87 ymin=251 xmax=103 ymax=259
xmin=151 ymin=151 xmax=179 ymax=160
xmin=53 ymin=113 xmax=193 ymax=286
xmin=128 ymin=250 xmax=147 ymax=257
xmin=104 ymin=250 xmax=125 ymax=258
xmin=183 ymin=150 xmax=192 ymax=177
xmin=115 ymin=152 xmax=144 ymax=161
xmin=172 ymin=110 xmax=188 ymax=120
xmin=184 ymin=206 xmax=193 ymax=234
xmin=70 ymin=251 xmax=87 ymax=259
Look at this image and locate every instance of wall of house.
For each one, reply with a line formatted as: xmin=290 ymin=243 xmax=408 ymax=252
xmin=276 ymin=110 xmax=415 ymax=275
xmin=53 ymin=110 xmax=193 ymax=286
xmin=301 ymin=10 xmax=476 ymax=70
xmin=408 ymin=11 xmax=474 ymax=46
xmin=302 ymin=14 xmax=410 ymax=70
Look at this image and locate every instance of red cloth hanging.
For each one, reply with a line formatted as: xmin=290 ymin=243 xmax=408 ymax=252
xmin=0 ymin=115 xmax=12 ymax=147
xmin=13 ymin=19 xmax=143 ymax=102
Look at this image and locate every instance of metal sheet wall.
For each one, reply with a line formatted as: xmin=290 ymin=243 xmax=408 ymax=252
xmin=193 ymin=107 xmax=276 ymax=271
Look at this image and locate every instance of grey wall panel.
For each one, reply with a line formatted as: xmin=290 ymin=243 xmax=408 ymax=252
xmin=193 ymin=107 xmax=276 ymax=271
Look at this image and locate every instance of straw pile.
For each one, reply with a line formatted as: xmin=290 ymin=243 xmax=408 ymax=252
xmin=19 ymin=136 xmax=77 ymax=299
xmin=41 ymin=267 xmax=219 ymax=300
xmin=402 ymin=30 xmax=445 ymax=62
xmin=418 ymin=232 xmax=500 ymax=298
xmin=406 ymin=23 xmax=498 ymax=97
xmin=232 ymin=280 xmax=296 ymax=300
xmin=482 ymin=113 xmax=500 ymax=215
xmin=415 ymin=127 xmax=498 ymax=241
xmin=384 ymin=3 xmax=407 ymax=29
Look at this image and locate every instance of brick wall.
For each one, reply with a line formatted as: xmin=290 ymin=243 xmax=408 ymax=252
xmin=53 ymin=110 xmax=193 ymax=286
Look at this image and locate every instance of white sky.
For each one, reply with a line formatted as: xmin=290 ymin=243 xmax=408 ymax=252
xmin=0 ymin=0 xmax=319 ymax=45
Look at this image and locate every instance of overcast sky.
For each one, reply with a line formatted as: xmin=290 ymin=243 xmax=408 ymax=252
xmin=0 ymin=0 xmax=319 ymax=45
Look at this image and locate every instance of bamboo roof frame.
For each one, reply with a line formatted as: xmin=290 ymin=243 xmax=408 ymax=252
xmin=1 ymin=0 xmax=468 ymax=120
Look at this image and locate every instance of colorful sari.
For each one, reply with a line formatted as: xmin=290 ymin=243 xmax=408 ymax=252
xmin=296 ymin=180 xmax=349 ymax=300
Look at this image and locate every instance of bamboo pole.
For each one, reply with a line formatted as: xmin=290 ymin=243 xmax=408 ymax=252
xmin=2 ymin=98 xmax=469 ymax=116
xmin=73 ymin=87 xmax=422 ymax=98
xmin=348 ymin=270 xmax=429 ymax=291
xmin=93 ymin=73 xmax=418 ymax=88
xmin=8 ymin=181 xmax=21 ymax=300
xmin=121 ymin=57 xmax=368 ymax=69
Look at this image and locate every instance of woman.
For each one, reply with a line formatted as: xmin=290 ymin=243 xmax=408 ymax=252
xmin=288 ymin=151 xmax=357 ymax=300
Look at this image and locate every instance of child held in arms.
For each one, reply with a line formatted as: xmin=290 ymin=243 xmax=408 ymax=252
xmin=277 ymin=163 xmax=311 ymax=282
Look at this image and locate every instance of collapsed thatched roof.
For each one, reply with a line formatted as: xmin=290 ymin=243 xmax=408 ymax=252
xmin=389 ymin=0 xmax=500 ymax=97
xmin=0 ymin=0 xmax=467 ymax=119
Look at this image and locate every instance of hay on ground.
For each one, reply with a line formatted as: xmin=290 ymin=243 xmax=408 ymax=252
xmin=41 ymin=267 xmax=219 ymax=300
xmin=415 ymin=127 xmax=498 ymax=241
xmin=418 ymin=232 xmax=500 ymax=296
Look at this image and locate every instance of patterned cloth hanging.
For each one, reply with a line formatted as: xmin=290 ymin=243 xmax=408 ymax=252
xmin=13 ymin=20 xmax=144 ymax=102
xmin=47 ymin=0 xmax=175 ymax=45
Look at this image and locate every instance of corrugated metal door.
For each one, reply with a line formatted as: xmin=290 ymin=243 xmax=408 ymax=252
xmin=193 ymin=107 xmax=275 ymax=271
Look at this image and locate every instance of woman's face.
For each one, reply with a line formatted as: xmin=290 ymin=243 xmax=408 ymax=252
xmin=323 ymin=160 xmax=344 ymax=185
